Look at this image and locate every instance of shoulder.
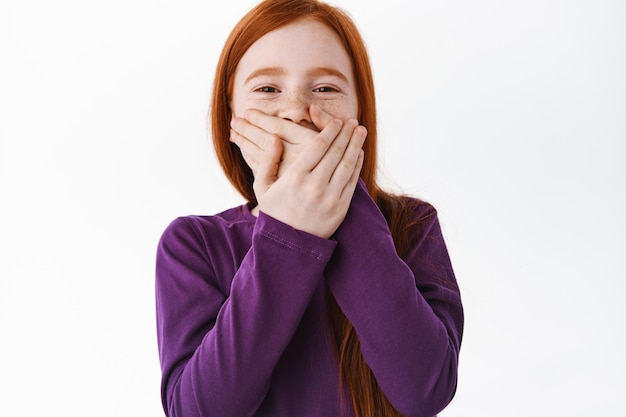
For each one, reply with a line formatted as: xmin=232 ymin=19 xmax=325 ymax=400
xmin=378 ymin=192 xmax=439 ymax=228
xmin=401 ymin=195 xmax=438 ymax=221
xmin=376 ymin=192 xmax=447 ymax=258
xmin=156 ymin=205 xmax=256 ymax=289
xmin=158 ymin=205 xmax=255 ymax=260
xmin=161 ymin=205 xmax=253 ymax=240
xmin=398 ymin=196 xmax=446 ymax=244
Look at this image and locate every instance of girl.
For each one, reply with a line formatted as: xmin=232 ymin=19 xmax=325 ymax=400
xmin=156 ymin=1 xmax=463 ymax=416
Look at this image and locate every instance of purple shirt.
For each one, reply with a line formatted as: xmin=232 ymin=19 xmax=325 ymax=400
xmin=156 ymin=181 xmax=463 ymax=416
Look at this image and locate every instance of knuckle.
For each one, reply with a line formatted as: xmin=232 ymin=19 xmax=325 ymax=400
xmin=330 ymin=143 xmax=345 ymax=159
xmin=313 ymin=135 xmax=330 ymax=152
xmin=262 ymin=133 xmax=278 ymax=148
xmin=339 ymin=159 xmax=354 ymax=173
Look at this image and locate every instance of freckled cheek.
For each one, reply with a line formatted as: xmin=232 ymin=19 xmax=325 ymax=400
xmin=233 ymin=97 xmax=358 ymax=120
xmin=316 ymin=99 xmax=359 ymax=121
xmin=234 ymin=100 xmax=280 ymax=117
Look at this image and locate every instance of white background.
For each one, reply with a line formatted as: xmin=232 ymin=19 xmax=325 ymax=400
xmin=1 ymin=0 xmax=624 ymax=415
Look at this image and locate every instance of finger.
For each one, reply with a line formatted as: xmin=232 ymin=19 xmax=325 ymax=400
xmin=312 ymin=118 xmax=359 ymax=179
xmin=231 ymin=116 xmax=276 ymax=150
xmin=253 ymin=133 xmax=283 ymax=195
xmin=230 ymin=128 xmax=261 ymax=172
xmin=328 ymin=124 xmax=367 ymax=189
xmin=289 ymin=118 xmax=344 ymax=172
xmin=244 ymin=108 xmax=317 ymax=143
xmin=315 ymin=119 xmax=367 ymax=178
xmin=339 ymin=149 xmax=364 ymax=201
xmin=240 ymin=147 xmax=258 ymax=175
xmin=309 ymin=103 xmax=337 ymax=132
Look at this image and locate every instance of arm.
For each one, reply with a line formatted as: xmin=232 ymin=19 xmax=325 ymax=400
xmin=326 ymin=181 xmax=464 ymax=417
xmin=156 ymin=214 xmax=336 ymax=417
xmin=229 ymin=108 xmax=462 ymax=414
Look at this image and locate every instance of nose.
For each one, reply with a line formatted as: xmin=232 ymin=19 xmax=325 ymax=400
xmin=277 ymin=91 xmax=313 ymax=127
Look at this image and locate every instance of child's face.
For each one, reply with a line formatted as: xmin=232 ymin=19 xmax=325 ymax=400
xmin=231 ymin=18 xmax=359 ymax=135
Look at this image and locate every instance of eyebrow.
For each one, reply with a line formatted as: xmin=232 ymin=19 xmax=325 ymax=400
xmin=244 ymin=66 xmax=350 ymax=85
xmin=244 ymin=67 xmax=286 ymax=84
xmin=306 ymin=67 xmax=350 ymax=84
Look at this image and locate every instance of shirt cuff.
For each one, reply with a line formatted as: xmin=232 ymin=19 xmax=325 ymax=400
xmin=255 ymin=211 xmax=337 ymax=263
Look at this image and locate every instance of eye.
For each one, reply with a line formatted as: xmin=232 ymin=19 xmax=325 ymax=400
xmin=256 ymin=86 xmax=280 ymax=93
xmin=313 ymin=86 xmax=338 ymax=93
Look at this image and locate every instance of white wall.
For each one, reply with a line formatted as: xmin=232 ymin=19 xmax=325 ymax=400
xmin=1 ymin=0 xmax=624 ymax=415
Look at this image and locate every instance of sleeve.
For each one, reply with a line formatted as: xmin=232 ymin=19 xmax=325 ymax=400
xmin=325 ymin=180 xmax=464 ymax=417
xmin=155 ymin=213 xmax=336 ymax=417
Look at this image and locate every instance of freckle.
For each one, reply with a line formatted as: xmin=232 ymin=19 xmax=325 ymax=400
xmin=251 ymin=100 xmax=272 ymax=110
xmin=319 ymin=102 xmax=341 ymax=115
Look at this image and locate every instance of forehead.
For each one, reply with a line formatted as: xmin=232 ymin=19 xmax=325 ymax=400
xmin=236 ymin=18 xmax=354 ymax=78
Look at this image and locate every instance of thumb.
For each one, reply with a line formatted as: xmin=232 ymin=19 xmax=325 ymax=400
xmin=253 ymin=133 xmax=283 ymax=196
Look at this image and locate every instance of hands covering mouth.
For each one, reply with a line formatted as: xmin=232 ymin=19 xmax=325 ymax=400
xmin=229 ymin=103 xmax=367 ymax=239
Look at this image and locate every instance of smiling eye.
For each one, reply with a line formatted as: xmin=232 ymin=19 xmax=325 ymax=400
xmin=314 ymin=86 xmax=338 ymax=93
xmin=256 ymin=86 xmax=279 ymax=93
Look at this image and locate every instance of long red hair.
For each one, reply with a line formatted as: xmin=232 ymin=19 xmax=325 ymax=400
xmin=211 ymin=1 xmax=419 ymax=415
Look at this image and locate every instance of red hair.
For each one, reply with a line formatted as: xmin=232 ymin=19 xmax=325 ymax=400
xmin=210 ymin=1 xmax=421 ymax=415
xmin=212 ymin=0 xmax=377 ymax=205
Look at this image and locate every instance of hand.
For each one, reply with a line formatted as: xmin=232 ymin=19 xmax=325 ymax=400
xmin=230 ymin=104 xmax=335 ymax=178
xmin=229 ymin=104 xmax=367 ymax=238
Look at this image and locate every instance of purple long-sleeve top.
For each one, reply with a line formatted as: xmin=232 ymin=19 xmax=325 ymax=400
xmin=156 ymin=180 xmax=463 ymax=417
